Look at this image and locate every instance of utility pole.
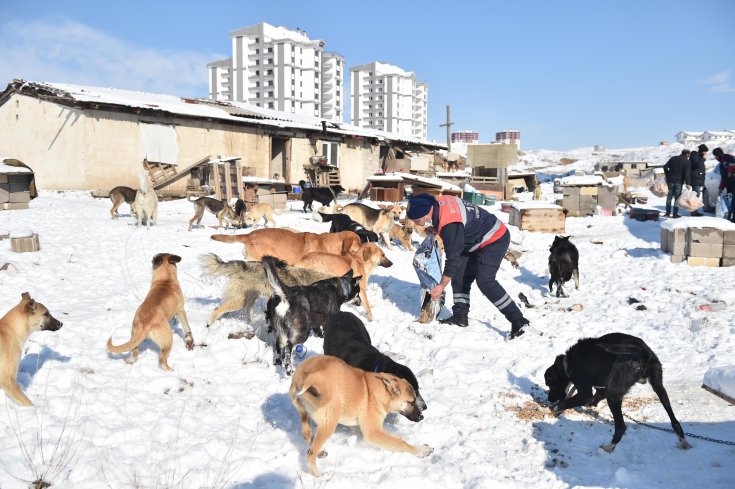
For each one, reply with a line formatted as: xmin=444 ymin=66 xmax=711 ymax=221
xmin=439 ymin=105 xmax=454 ymax=152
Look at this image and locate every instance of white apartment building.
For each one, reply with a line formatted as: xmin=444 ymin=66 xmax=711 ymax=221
xmin=350 ymin=62 xmax=428 ymax=140
xmin=207 ymin=22 xmax=344 ymax=121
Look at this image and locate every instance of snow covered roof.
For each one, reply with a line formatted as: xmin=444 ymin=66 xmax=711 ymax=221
xmin=0 ymin=80 xmax=445 ymax=150
xmin=660 ymin=216 xmax=735 ymax=231
xmin=510 ymin=201 xmax=564 ymax=210
xmin=0 ymin=158 xmax=32 ymax=174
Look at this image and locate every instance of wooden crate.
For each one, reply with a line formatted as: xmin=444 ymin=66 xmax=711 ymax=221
xmin=508 ymin=203 xmax=565 ymax=233
xmin=11 ymin=234 xmax=40 ymax=253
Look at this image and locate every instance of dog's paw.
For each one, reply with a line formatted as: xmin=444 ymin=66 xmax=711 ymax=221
xmin=416 ymin=445 xmax=434 ymax=458
xmin=185 ymin=333 xmax=194 ymax=351
xmin=678 ymin=439 xmax=692 ymax=450
xmin=318 ymin=449 xmax=328 ymax=458
xmin=599 ymin=443 xmax=616 ymax=453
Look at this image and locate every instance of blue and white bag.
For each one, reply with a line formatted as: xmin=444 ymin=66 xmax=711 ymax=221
xmin=413 ymin=235 xmax=445 ymax=322
xmin=716 ymin=192 xmax=732 ymax=220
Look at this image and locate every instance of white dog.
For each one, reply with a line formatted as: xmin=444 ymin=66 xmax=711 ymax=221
xmin=133 ymin=172 xmax=158 ymax=228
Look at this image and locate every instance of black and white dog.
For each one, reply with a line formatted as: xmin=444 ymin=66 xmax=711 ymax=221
xmin=298 ymin=180 xmax=345 ymax=213
xmin=322 ymin=311 xmax=427 ymax=415
xmin=262 ymin=256 xmax=361 ymax=374
xmin=548 ymin=235 xmax=579 ymax=297
xmin=318 ymin=211 xmax=380 ymax=243
xmin=544 ymin=333 xmax=691 ymax=453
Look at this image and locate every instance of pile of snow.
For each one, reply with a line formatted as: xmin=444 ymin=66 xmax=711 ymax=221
xmin=703 ymin=366 xmax=735 ymax=401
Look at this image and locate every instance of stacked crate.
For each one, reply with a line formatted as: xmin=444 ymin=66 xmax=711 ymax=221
xmin=508 ymin=202 xmax=566 ymax=233
xmin=660 ymin=224 xmax=735 ymax=267
xmin=0 ymin=173 xmax=32 ymax=210
xmin=562 ymin=184 xmax=617 ymax=217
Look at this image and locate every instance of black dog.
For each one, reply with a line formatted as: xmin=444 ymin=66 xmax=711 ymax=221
xmin=544 ymin=332 xmax=691 ymax=453
xmin=262 ymin=256 xmax=361 ymax=375
xmin=318 ymin=211 xmax=380 ymax=243
xmin=299 ymin=180 xmax=345 ymax=212
xmin=548 ymin=235 xmax=579 ymax=297
xmin=322 ymin=311 xmax=427 ymax=415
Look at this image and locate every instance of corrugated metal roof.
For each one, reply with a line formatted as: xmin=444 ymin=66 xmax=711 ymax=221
xmin=1 ymin=79 xmax=446 ymax=150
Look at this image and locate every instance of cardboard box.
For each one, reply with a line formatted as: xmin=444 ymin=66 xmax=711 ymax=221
xmin=687 ymin=256 xmax=721 ymax=267
xmin=10 ymin=234 xmax=40 ymax=253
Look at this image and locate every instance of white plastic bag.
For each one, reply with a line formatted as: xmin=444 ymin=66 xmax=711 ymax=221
xmin=676 ymin=188 xmax=702 ymax=211
xmin=717 ymin=193 xmax=732 ymax=218
xmin=648 ymin=177 xmax=668 ymax=198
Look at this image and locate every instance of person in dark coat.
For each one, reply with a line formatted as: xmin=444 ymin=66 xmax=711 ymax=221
xmin=663 ymin=149 xmax=692 ymax=218
xmin=406 ymin=193 xmax=533 ymax=340
xmin=713 ymin=147 xmax=735 ymax=221
xmin=689 ymin=144 xmax=708 ymax=216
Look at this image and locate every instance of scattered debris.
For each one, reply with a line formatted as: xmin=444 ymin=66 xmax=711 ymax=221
xmin=627 ymin=297 xmax=641 ymax=304
xmin=590 ymin=240 xmax=604 ymax=245
xmin=518 ymin=292 xmax=536 ymax=309
xmin=228 ymin=331 xmax=255 ymax=340
xmin=0 ymin=262 xmax=18 ymax=272
xmin=567 ymin=304 xmax=583 ymax=312
xmin=504 ymin=249 xmax=523 ymax=268
xmin=635 ymin=304 xmax=647 ymax=311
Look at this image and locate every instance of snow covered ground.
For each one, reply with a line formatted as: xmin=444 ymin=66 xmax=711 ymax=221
xmin=0 ymin=162 xmax=734 ymax=488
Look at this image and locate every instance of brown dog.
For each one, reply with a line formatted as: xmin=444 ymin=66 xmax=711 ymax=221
xmin=188 ymin=196 xmax=242 ymax=231
xmin=389 ymin=222 xmax=416 ymax=251
xmin=340 ymin=203 xmax=403 ymax=249
xmin=107 ymin=253 xmax=193 ymax=371
xmin=290 ymin=355 xmax=432 ymax=477
xmin=211 ymin=228 xmax=361 ymax=265
xmin=293 ymin=243 xmax=392 ymax=321
xmin=0 ymin=292 xmax=63 ymax=406
xmin=108 ymin=186 xmax=137 ymax=219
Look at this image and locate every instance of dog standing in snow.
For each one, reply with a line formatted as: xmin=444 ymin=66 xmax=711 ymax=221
xmin=548 ymin=235 xmax=579 ymax=297
xmin=133 ymin=172 xmax=158 ymax=228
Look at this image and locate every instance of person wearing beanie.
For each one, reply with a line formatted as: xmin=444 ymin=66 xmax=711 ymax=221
xmin=689 ymin=145 xmax=708 ymax=216
xmin=662 ymin=149 xmax=692 ymax=218
xmin=406 ymin=193 xmax=532 ymax=339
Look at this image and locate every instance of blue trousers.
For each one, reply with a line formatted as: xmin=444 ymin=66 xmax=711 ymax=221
xmin=450 ymin=230 xmax=524 ymax=323
xmin=665 ymin=182 xmax=683 ymax=215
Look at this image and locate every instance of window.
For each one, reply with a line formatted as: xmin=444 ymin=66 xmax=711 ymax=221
xmin=256 ymin=70 xmax=259 ymax=76
xmin=255 ymin=59 xmax=260 ymax=65
xmin=268 ymin=47 xmax=273 ymax=53
xmin=336 ymin=80 xmax=340 ymax=86
xmin=267 ymin=69 xmax=273 ymax=75
xmin=321 ymin=141 xmax=339 ymax=167
xmin=268 ymin=91 xmax=274 ymax=97
xmin=268 ymin=102 xmax=274 ymax=108
xmin=268 ymin=59 xmax=273 ymax=64
xmin=254 ymin=37 xmax=259 ymax=43
xmin=315 ymin=82 xmax=319 ymax=88
xmin=292 ymin=90 xmax=295 ymax=96
xmin=256 ymin=92 xmax=260 ymax=98
xmin=337 ymin=60 xmax=341 ymax=66
xmin=255 ymin=81 xmax=260 ymax=87
xmin=255 ymin=48 xmax=260 ymax=54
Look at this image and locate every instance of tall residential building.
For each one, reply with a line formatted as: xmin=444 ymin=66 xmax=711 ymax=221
xmin=350 ymin=62 xmax=428 ymax=140
xmin=452 ymin=131 xmax=479 ymax=144
xmin=207 ymin=22 xmax=344 ymax=121
xmin=495 ymin=129 xmax=521 ymax=148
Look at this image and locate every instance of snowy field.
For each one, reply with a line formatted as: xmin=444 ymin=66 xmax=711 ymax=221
xmin=0 ymin=182 xmax=734 ymax=488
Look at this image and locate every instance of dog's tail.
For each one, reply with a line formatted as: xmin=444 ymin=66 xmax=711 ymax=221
xmin=211 ymin=234 xmax=246 ymax=244
xmin=262 ymin=255 xmax=287 ymax=300
xmin=137 ymin=171 xmax=150 ymax=194
xmin=318 ymin=211 xmax=336 ymax=223
xmin=199 ymin=253 xmax=249 ymax=281
xmin=107 ymin=329 xmax=147 ymax=354
xmin=188 ymin=194 xmax=199 ymax=202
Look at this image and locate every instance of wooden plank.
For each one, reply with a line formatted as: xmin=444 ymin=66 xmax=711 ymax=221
xmin=702 ymin=384 xmax=735 ymax=405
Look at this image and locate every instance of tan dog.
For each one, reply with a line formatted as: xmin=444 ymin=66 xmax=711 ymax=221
xmin=290 ymin=355 xmax=432 ymax=477
xmin=293 ymin=243 xmax=392 ymax=321
xmin=188 ymin=196 xmax=242 ymax=231
xmin=107 ymin=253 xmax=193 ymax=371
xmin=340 ymin=202 xmax=403 ymax=249
xmin=0 ymin=293 xmax=63 ymax=406
xmin=389 ymin=222 xmax=416 ymax=251
xmin=211 ymin=229 xmax=361 ymax=265
xmin=244 ymin=202 xmax=277 ymax=228
xmin=199 ymin=253 xmax=334 ymax=325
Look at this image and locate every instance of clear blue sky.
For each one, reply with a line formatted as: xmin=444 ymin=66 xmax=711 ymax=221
xmin=1 ymin=0 xmax=733 ymax=150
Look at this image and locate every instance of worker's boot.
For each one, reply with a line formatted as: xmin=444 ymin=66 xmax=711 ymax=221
xmin=439 ymin=314 xmax=468 ymax=327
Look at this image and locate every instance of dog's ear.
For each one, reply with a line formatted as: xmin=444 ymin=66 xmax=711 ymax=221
xmin=152 ymin=253 xmax=165 ymax=268
xmin=377 ymin=374 xmax=402 ymax=398
xmin=343 ymin=237 xmax=360 ymax=255
xmin=168 ymin=254 xmax=182 ymax=264
xmin=341 ymin=269 xmax=354 ymax=279
xmin=21 ymin=291 xmax=31 ymax=301
xmin=26 ymin=299 xmax=37 ymax=313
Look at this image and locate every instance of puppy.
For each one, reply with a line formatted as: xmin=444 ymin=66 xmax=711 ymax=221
xmin=107 ymin=253 xmax=193 ymax=371
xmin=244 ymin=202 xmax=277 ymax=228
xmin=199 ymin=253 xmax=334 ymax=325
xmin=292 ymin=243 xmax=393 ymax=321
xmin=548 ymin=235 xmax=579 ymax=297
xmin=0 ymin=293 xmax=62 ymax=406
xmin=262 ymin=255 xmax=360 ymax=374
xmin=322 ymin=311 xmax=427 ymax=413
xmin=340 ymin=202 xmax=402 ymax=249
xmin=290 ymin=355 xmax=432 ymax=477
xmin=188 ymin=196 xmax=241 ymax=231
xmin=318 ymin=211 xmax=379 ymax=243
xmin=389 ymin=222 xmax=416 ymax=251
xmin=108 ymin=186 xmax=137 ymax=219
xmin=133 ymin=172 xmax=158 ymax=228
xmin=544 ymin=332 xmax=691 ymax=453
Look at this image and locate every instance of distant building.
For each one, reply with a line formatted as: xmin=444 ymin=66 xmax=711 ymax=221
xmin=495 ymin=129 xmax=521 ymax=149
xmin=207 ymin=22 xmax=344 ymax=121
xmin=350 ymin=61 xmax=428 ymax=140
xmin=452 ymin=131 xmax=479 ymax=144
xmin=702 ymin=130 xmax=735 ymax=145
xmin=675 ymin=131 xmax=704 ymax=145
